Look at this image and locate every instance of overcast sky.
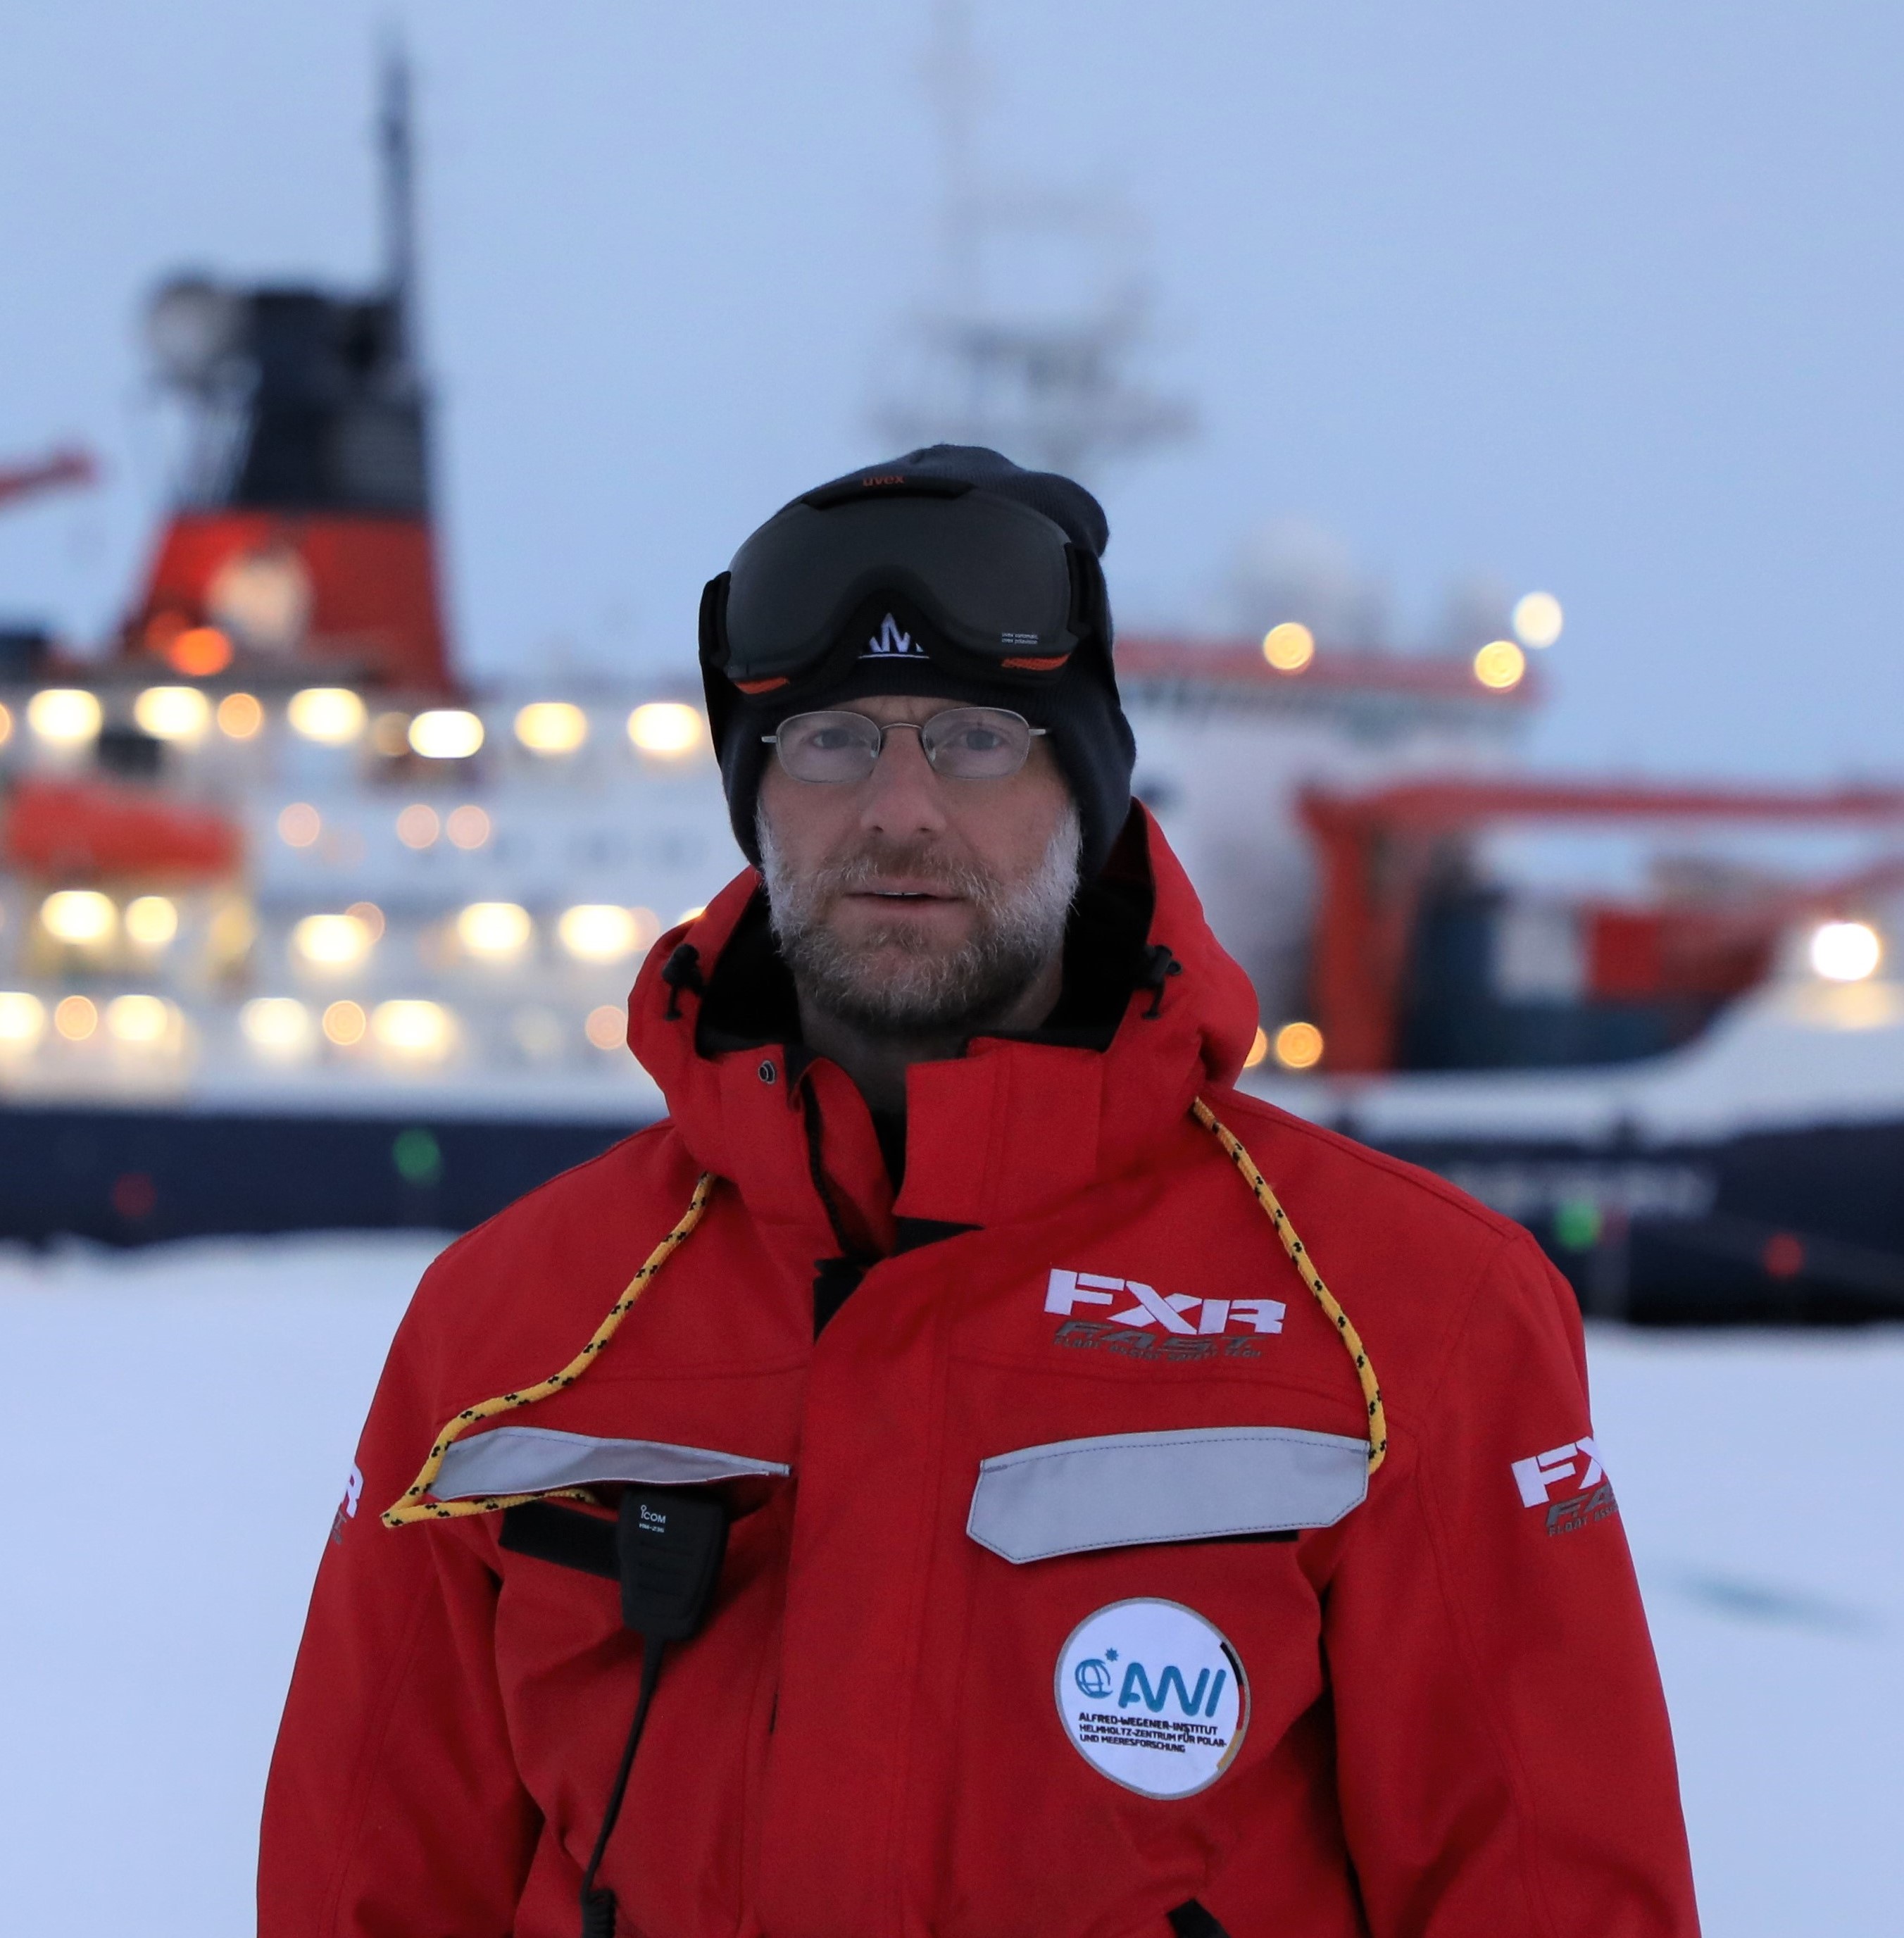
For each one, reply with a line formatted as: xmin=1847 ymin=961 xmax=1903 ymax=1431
xmin=2 ymin=1 xmax=1900 ymax=781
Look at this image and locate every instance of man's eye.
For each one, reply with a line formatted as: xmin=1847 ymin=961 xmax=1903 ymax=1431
xmin=946 ymin=727 xmax=1005 ymax=754
xmin=806 ymin=727 xmax=857 ymax=751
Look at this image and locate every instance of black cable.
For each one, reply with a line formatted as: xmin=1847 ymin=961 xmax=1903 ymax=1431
xmin=578 ymin=1639 xmax=668 ymax=1938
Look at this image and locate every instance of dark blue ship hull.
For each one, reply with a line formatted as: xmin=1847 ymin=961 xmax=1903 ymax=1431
xmin=1 ymin=1100 xmax=1896 ymax=1324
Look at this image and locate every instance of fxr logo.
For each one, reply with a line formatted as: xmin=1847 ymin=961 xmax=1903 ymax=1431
xmin=1045 ymin=1268 xmax=1286 ymax=1336
xmin=1510 ymin=1438 xmax=1607 ymax=1507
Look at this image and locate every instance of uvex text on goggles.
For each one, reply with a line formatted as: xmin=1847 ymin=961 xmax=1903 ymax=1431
xmin=699 ymin=473 xmax=1109 ymax=699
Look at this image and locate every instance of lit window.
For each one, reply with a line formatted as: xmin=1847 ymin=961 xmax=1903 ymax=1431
xmin=1273 ymin=1021 xmax=1324 ymax=1070
xmin=409 ymin=710 xmax=485 ymax=759
xmin=558 ymin=904 xmax=641 ymax=962
xmin=372 ymin=999 xmax=455 ymax=1058
xmin=346 ymin=901 xmax=386 ymax=942
xmin=445 ymin=804 xmax=491 ymax=849
xmin=1261 ymin=623 xmax=1315 ymax=673
xmin=322 ymin=1000 xmax=368 ymax=1046
xmin=105 ymin=994 xmax=174 ymax=1044
xmin=585 ymin=1004 xmax=627 ymax=1050
xmin=515 ymin=701 xmax=589 ymax=754
xmin=40 ymin=889 xmax=116 ymax=946
xmin=0 ymin=992 xmax=46 ymax=1047
xmin=396 ymin=803 xmax=440 ymax=849
xmin=1473 ymin=640 xmax=1527 ymax=691
xmin=457 ymin=902 xmax=533 ymax=959
xmin=242 ymin=997 xmax=316 ymax=1058
xmin=0 ymin=702 xmax=13 ymax=746
xmin=1244 ymin=1026 xmax=1270 ymax=1069
xmin=277 ymin=801 xmax=322 ymax=847
xmin=54 ymin=994 xmax=99 ymax=1041
xmin=27 ymin=689 xmax=102 ymax=746
xmin=167 ymin=625 xmax=234 ymax=676
xmin=124 ymin=896 xmax=180 ymax=949
xmin=627 ymin=703 xmax=706 ymax=757
xmin=292 ymin=912 xmax=375 ymax=970
xmin=217 ymin=692 xmax=264 ymax=739
xmin=1810 ymin=920 xmax=1882 ymax=984
xmin=1512 ymin=592 xmax=1564 ymax=649
xmin=287 ymin=687 xmax=367 ymax=744
xmin=134 ymin=685 xmax=212 ymax=741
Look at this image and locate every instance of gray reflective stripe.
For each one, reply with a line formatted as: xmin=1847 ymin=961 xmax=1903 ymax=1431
xmin=433 ymin=1426 xmax=790 ymax=1501
xmin=967 ymin=1425 xmax=1369 ymax=1564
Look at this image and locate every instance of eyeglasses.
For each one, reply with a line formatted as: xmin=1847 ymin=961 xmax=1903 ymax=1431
xmin=762 ymin=707 xmax=1046 ymax=784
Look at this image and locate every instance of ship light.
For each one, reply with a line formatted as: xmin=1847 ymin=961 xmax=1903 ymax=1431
xmin=322 ymin=999 xmax=368 ymax=1046
xmin=41 ymin=889 xmax=117 ymax=947
xmin=1810 ymin=920 xmax=1882 ymax=983
xmin=675 ymin=906 xmax=706 ymax=926
xmin=627 ymin=703 xmax=706 ymax=758
xmin=134 ymin=685 xmax=212 ymax=742
xmin=370 ymin=711 xmax=414 ymax=757
xmin=242 ymin=997 xmax=317 ymax=1059
xmin=515 ymin=701 xmax=589 ymax=755
xmin=1273 ymin=1020 xmax=1324 ymax=1070
xmin=1262 ymin=623 xmax=1315 ymax=674
xmin=27 ymin=689 xmax=103 ymax=747
xmin=277 ymin=801 xmax=322 ymax=847
xmin=54 ymin=994 xmax=99 ymax=1041
xmin=218 ymin=692 xmax=264 ymax=739
xmin=558 ymin=904 xmax=642 ymax=963
xmin=287 ymin=687 xmax=367 ymax=744
xmin=409 ymin=710 xmax=485 ymax=760
xmin=396 ymin=803 xmax=440 ymax=849
xmin=124 ymin=895 xmax=180 ymax=949
xmin=446 ymin=804 xmax=491 ymax=849
xmin=458 ymin=902 xmax=532 ymax=960
xmin=1472 ymin=640 xmax=1527 ymax=691
xmin=346 ymin=901 xmax=386 ymax=941
xmin=292 ymin=912 xmax=375 ymax=970
xmin=0 ymin=703 xmax=13 ymax=746
xmin=0 ymin=992 xmax=46 ymax=1048
xmin=167 ymin=627 xmax=234 ymax=677
xmin=1244 ymin=1026 xmax=1270 ymax=1069
xmin=372 ymin=999 xmax=455 ymax=1059
xmin=1512 ymin=592 xmax=1564 ymax=649
xmin=106 ymin=994 xmax=176 ymax=1046
xmin=585 ymin=1004 xmax=627 ymax=1050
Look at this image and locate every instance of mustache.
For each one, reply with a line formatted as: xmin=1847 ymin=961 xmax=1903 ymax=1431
xmin=798 ymin=838 xmax=1005 ymax=906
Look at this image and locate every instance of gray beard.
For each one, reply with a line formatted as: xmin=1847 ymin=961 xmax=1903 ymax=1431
xmin=757 ymin=804 xmax=1082 ymax=1042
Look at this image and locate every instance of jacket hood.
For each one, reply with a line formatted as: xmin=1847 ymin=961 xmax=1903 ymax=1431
xmin=625 ymin=806 xmax=1258 ymax=1240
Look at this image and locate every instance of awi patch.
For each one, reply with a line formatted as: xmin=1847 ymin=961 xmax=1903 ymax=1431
xmin=1054 ymin=1598 xmax=1248 ymax=1799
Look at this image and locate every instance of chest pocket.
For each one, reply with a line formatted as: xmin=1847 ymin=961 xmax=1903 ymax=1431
xmin=966 ymin=1425 xmax=1367 ymax=1563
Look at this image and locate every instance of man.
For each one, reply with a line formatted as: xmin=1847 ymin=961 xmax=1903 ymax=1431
xmin=263 ymin=446 xmax=1700 ymax=1937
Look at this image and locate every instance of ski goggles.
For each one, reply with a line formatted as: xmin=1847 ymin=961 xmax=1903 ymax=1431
xmin=699 ymin=475 xmax=1106 ymax=698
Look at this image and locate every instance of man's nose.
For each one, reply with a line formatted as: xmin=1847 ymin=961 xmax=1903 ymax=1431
xmin=857 ymin=724 xmax=948 ymax=837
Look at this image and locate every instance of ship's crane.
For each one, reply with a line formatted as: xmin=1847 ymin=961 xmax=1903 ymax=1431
xmin=0 ymin=447 xmax=97 ymax=515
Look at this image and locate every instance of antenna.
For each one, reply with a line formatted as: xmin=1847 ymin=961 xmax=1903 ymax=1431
xmin=873 ymin=0 xmax=1193 ymax=483
xmin=378 ymin=35 xmax=418 ymax=356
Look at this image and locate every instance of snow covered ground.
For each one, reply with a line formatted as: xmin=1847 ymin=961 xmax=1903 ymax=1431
xmin=0 ymin=1235 xmax=1897 ymax=1937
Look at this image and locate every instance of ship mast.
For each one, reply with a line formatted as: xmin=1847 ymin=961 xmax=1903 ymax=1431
xmin=875 ymin=0 xmax=1193 ymax=482
xmin=377 ymin=39 xmax=420 ymax=364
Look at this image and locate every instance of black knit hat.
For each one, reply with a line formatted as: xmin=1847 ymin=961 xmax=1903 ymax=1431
xmin=701 ymin=445 xmax=1136 ymax=877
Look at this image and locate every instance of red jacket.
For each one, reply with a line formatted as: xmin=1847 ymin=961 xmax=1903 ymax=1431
xmin=262 ymin=812 xmax=1698 ymax=1938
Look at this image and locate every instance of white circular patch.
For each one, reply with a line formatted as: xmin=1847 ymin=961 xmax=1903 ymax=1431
xmin=1053 ymin=1598 xmax=1249 ymax=1799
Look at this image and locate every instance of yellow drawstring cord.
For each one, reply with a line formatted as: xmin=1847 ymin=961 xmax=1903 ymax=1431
xmin=382 ymin=1098 xmax=1382 ymax=1527
xmin=1192 ymin=1097 xmax=1388 ymax=1472
xmin=382 ymin=1171 xmax=718 ymax=1528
